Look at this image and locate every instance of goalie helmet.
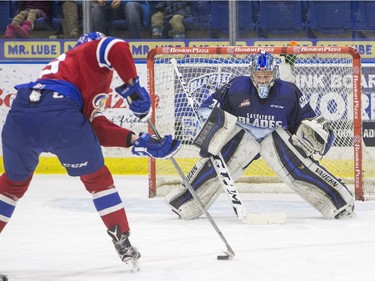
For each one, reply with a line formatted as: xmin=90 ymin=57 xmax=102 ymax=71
xmin=75 ymin=32 xmax=106 ymax=48
xmin=250 ymin=51 xmax=278 ymax=99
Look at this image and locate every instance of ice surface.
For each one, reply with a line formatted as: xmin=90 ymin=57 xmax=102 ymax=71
xmin=1 ymin=175 xmax=375 ymax=281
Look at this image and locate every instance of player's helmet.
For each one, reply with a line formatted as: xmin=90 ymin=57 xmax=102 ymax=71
xmin=250 ymin=52 xmax=278 ymax=99
xmin=74 ymin=32 xmax=106 ymax=48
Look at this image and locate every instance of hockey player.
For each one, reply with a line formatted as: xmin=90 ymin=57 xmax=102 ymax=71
xmin=0 ymin=32 xmax=180 ymax=272
xmin=166 ymin=51 xmax=354 ymax=221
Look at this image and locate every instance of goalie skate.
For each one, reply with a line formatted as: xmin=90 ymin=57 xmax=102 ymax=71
xmin=107 ymin=225 xmax=141 ymax=272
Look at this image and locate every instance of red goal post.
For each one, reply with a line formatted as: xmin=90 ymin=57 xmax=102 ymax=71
xmin=147 ymin=46 xmax=372 ymax=201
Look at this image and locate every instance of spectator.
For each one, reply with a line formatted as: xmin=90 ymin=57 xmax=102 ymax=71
xmin=92 ymin=1 xmax=150 ymax=39
xmin=151 ymin=1 xmax=191 ymax=39
xmin=4 ymin=1 xmax=52 ymax=39
xmin=62 ymin=0 xmax=82 ymax=38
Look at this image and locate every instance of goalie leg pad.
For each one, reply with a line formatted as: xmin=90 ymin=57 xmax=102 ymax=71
xmin=260 ymin=128 xmax=354 ymax=219
xmin=166 ymin=127 xmax=261 ymax=220
xmin=193 ymin=107 xmax=238 ymax=156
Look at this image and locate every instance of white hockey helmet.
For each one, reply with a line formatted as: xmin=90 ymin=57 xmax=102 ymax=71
xmin=250 ymin=51 xmax=278 ymax=99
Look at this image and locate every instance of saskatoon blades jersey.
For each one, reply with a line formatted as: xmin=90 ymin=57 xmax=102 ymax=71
xmin=16 ymin=37 xmax=137 ymax=147
xmin=202 ymin=76 xmax=316 ymax=140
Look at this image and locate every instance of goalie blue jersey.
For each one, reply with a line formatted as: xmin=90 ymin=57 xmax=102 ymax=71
xmin=201 ymin=76 xmax=316 ymax=140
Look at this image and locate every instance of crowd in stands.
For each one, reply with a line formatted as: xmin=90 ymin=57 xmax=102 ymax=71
xmin=1 ymin=1 xmax=197 ymax=40
xmin=0 ymin=1 xmax=374 ymax=40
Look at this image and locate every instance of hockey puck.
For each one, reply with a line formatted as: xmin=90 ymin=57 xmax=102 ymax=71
xmin=217 ymin=255 xmax=230 ymax=260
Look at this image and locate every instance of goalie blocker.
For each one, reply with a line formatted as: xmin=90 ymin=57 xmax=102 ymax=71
xmin=166 ymin=122 xmax=354 ymax=220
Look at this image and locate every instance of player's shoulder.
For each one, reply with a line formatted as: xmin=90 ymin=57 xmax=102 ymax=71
xmin=273 ymin=79 xmax=302 ymax=101
xmin=222 ymin=76 xmax=253 ymax=99
xmin=274 ymin=79 xmax=300 ymax=91
xmin=231 ymin=75 xmax=250 ymax=83
xmin=97 ymin=37 xmax=129 ymax=49
xmin=74 ymin=37 xmax=128 ymax=52
xmin=275 ymin=78 xmax=295 ymax=86
xmin=229 ymin=76 xmax=251 ymax=89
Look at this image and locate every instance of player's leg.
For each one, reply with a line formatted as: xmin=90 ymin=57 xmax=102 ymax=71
xmin=80 ymin=165 xmax=140 ymax=267
xmin=0 ymin=174 xmax=33 ymax=232
xmin=0 ymin=96 xmax=40 ymax=233
xmin=166 ymin=127 xmax=261 ymax=220
xmin=260 ymin=128 xmax=354 ymax=219
xmin=51 ymin=108 xmax=140 ymax=268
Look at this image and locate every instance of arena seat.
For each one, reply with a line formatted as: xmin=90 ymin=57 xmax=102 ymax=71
xmin=158 ymin=1 xmax=211 ymax=39
xmin=208 ymin=1 xmax=256 ymax=39
xmin=183 ymin=1 xmax=211 ymax=33
xmin=355 ymin=1 xmax=375 ymax=37
xmin=107 ymin=2 xmax=152 ymax=36
xmin=305 ymin=1 xmax=353 ymax=38
xmin=0 ymin=1 xmax=11 ymax=33
xmin=256 ymin=1 xmax=306 ymax=38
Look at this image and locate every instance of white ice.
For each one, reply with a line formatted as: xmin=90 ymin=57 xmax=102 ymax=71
xmin=1 ymin=175 xmax=375 ymax=281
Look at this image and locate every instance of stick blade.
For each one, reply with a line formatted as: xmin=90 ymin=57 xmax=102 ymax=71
xmin=240 ymin=212 xmax=287 ymax=225
xmin=217 ymin=250 xmax=234 ymax=260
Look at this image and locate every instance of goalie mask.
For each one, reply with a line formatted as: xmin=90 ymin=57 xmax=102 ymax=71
xmin=250 ymin=52 xmax=278 ymax=99
xmin=75 ymin=32 xmax=106 ymax=48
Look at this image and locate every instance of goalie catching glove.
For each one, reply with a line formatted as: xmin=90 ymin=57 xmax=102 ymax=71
xmin=115 ymin=76 xmax=151 ymax=120
xmin=291 ymin=116 xmax=334 ymax=157
xmin=131 ymin=132 xmax=181 ymax=159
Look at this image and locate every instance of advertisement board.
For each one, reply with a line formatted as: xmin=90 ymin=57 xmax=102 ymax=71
xmin=0 ymin=39 xmax=374 ymax=173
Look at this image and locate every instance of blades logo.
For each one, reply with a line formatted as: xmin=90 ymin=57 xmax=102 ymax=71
xmin=239 ymin=99 xmax=250 ymax=108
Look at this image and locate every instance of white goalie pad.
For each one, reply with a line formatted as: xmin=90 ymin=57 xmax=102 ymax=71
xmin=165 ymin=163 xmax=222 ymax=220
xmin=193 ymin=107 xmax=238 ymax=156
xmin=166 ymin=126 xmax=261 ymax=220
xmin=260 ymin=128 xmax=354 ymax=219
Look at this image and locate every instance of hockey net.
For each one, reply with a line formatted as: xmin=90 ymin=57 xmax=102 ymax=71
xmin=147 ymin=46 xmax=375 ymax=200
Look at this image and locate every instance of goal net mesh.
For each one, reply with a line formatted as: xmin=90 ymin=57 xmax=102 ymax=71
xmin=147 ymin=46 xmax=374 ymax=200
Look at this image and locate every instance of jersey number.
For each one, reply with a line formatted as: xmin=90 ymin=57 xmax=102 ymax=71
xmin=39 ymin=53 xmax=67 ymax=77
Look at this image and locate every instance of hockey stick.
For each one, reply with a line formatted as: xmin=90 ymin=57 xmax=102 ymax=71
xmin=170 ymin=58 xmax=287 ymax=224
xmin=147 ymin=119 xmax=235 ymax=260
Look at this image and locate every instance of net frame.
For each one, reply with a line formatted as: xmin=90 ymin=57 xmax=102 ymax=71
xmin=146 ymin=46 xmax=363 ymax=200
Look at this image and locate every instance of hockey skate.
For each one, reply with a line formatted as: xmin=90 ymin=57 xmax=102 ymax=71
xmin=335 ymin=204 xmax=355 ymax=219
xmin=0 ymin=274 xmax=8 ymax=281
xmin=107 ymin=225 xmax=141 ymax=272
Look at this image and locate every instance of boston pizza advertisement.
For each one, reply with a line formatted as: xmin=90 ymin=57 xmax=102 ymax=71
xmin=0 ymin=39 xmax=374 ymax=173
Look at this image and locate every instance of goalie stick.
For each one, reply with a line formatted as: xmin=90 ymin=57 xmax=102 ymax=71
xmin=170 ymin=58 xmax=287 ymax=225
xmin=120 ymin=85 xmax=234 ymax=259
xmin=147 ymin=119 xmax=235 ymax=260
